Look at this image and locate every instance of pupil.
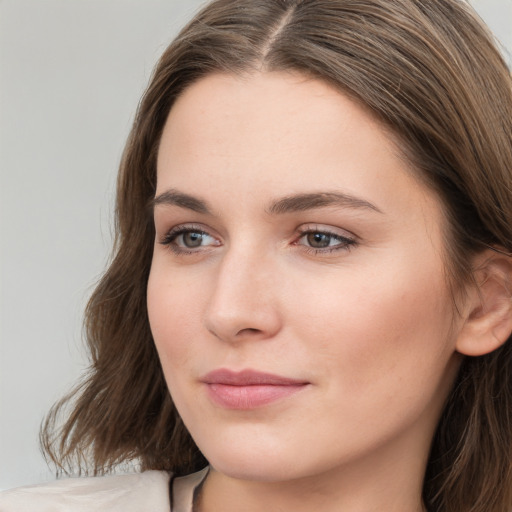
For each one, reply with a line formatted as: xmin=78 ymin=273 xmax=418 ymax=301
xmin=183 ymin=232 xmax=203 ymax=247
xmin=307 ymin=233 xmax=330 ymax=248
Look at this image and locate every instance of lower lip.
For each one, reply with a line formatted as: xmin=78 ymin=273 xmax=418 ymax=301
xmin=205 ymin=383 xmax=307 ymax=409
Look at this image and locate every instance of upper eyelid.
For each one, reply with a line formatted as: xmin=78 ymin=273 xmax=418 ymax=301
xmin=161 ymin=224 xmax=216 ymax=242
xmin=161 ymin=223 xmax=214 ymax=236
xmin=296 ymin=224 xmax=357 ymax=239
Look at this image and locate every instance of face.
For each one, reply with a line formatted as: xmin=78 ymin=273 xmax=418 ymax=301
xmin=148 ymin=72 xmax=462 ymax=484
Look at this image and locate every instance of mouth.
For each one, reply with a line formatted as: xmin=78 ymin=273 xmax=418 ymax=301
xmin=200 ymin=369 xmax=310 ymax=409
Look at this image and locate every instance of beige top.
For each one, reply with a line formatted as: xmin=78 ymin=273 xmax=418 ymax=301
xmin=0 ymin=467 xmax=209 ymax=512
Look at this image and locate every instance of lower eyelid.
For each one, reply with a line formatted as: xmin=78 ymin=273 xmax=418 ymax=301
xmin=300 ymin=240 xmax=357 ymax=256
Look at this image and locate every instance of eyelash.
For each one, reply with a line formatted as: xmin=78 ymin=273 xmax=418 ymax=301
xmin=159 ymin=225 xmax=357 ymax=255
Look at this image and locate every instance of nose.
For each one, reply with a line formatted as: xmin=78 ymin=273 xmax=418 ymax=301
xmin=204 ymin=248 xmax=282 ymax=343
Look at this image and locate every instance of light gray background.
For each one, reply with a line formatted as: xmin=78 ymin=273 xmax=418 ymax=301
xmin=1 ymin=0 xmax=511 ymax=491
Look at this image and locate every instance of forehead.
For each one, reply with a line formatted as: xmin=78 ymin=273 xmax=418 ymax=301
xmin=163 ymin=71 xmax=389 ymax=137
xmin=158 ymin=71 xmax=403 ymax=189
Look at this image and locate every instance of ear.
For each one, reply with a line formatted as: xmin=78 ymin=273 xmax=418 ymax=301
xmin=456 ymin=249 xmax=512 ymax=357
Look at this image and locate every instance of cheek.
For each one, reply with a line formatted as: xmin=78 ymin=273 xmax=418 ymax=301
xmin=147 ymin=266 xmax=203 ymax=372
xmin=286 ymin=254 xmax=456 ymax=395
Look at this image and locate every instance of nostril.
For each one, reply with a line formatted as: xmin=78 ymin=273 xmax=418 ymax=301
xmin=236 ymin=328 xmax=262 ymax=336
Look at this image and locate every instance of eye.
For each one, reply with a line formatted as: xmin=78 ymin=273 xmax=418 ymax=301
xmin=296 ymin=227 xmax=356 ymax=253
xmin=304 ymin=232 xmax=339 ymax=248
xmin=160 ymin=225 xmax=220 ymax=254
xmin=178 ymin=231 xmax=209 ymax=248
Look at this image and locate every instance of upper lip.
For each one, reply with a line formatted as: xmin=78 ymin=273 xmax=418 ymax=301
xmin=201 ymin=369 xmax=309 ymax=386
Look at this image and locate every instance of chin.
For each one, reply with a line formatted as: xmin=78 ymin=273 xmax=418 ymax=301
xmin=209 ymin=456 xmax=303 ymax=483
xmin=193 ymin=430 xmax=301 ymax=482
xmin=194 ymin=428 xmax=332 ymax=484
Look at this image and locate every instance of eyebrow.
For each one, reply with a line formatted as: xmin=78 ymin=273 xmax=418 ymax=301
xmin=151 ymin=189 xmax=382 ymax=215
xmin=267 ymin=192 xmax=382 ymax=215
xmin=152 ymin=189 xmax=211 ymax=214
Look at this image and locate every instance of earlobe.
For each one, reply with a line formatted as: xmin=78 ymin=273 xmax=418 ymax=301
xmin=456 ymin=250 xmax=512 ymax=357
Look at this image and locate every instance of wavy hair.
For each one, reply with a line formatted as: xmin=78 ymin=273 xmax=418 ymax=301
xmin=42 ymin=1 xmax=512 ymax=511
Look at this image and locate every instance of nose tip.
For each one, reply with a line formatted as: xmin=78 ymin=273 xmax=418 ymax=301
xmin=203 ymin=255 xmax=282 ymax=343
xmin=205 ymin=295 xmax=282 ymax=343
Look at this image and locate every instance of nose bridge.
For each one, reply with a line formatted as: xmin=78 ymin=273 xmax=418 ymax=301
xmin=204 ymin=241 xmax=281 ymax=342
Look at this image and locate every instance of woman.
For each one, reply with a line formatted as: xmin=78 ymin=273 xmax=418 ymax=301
xmin=2 ymin=0 xmax=511 ymax=511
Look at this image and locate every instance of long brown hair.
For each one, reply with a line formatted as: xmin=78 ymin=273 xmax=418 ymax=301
xmin=42 ymin=1 xmax=512 ymax=510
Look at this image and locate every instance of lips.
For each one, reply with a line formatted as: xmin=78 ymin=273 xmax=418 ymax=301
xmin=201 ymin=369 xmax=309 ymax=409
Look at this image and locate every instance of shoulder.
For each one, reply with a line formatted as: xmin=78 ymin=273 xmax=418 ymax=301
xmin=0 ymin=470 xmax=171 ymax=512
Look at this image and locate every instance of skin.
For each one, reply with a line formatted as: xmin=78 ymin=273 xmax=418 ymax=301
xmin=147 ymin=71 xmax=467 ymax=512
